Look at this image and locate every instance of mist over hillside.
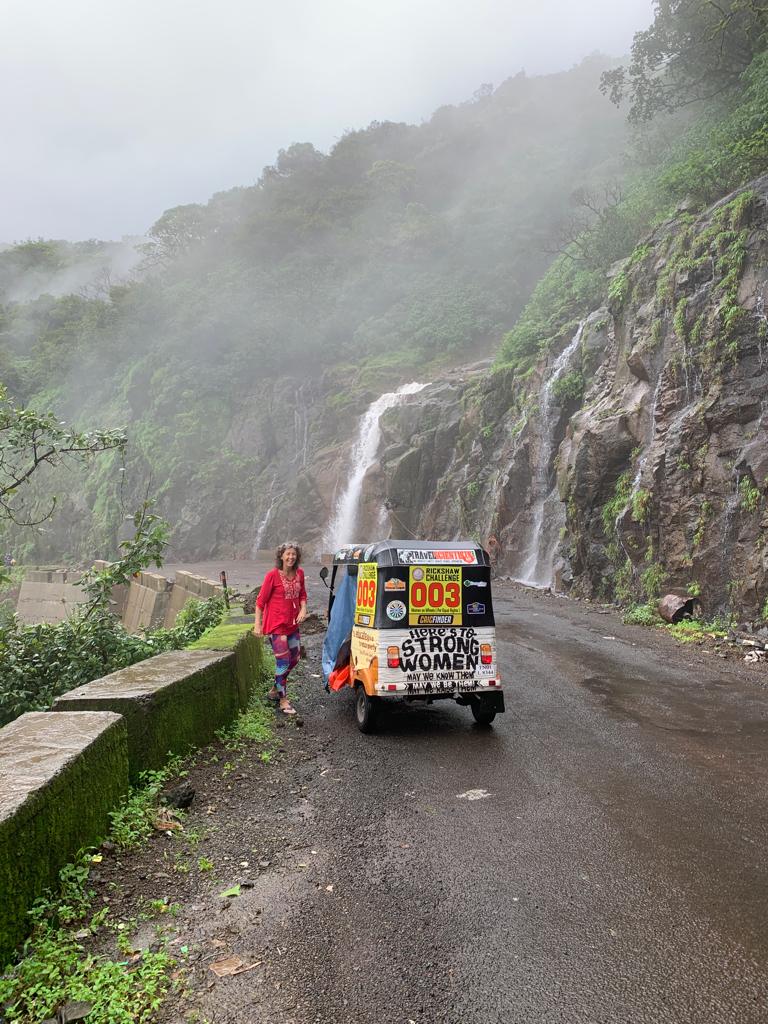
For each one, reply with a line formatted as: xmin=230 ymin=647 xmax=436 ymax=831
xmin=0 ymin=56 xmax=631 ymax=561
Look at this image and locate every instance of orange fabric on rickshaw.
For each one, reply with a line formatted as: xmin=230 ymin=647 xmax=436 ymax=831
xmin=328 ymin=664 xmax=351 ymax=691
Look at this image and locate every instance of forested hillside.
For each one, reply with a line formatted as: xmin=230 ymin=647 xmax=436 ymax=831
xmin=3 ymin=0 xmax=768 ymax=624
xmin=1 ymin=56 xmax=630 ymax=560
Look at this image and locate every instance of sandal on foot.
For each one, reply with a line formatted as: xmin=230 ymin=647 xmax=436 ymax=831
xmin=279 ymin=700 xmax=297 ymax=716
xmin=266 ymin=688 xmax=280 ymax=702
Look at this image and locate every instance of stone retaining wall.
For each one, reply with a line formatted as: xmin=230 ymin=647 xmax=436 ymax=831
xmin=121 ymin=570 xmax=174 ymax=633
xmin=0 ymin=711 xmax=128 ymax=963
xmin=53 ymin=635 xmax=262 ymax=777
xmin=0 ymin=627 xmax=261 ymax=963
xmin=162 ymin=571 xmax=223 ymax=628
xmin=15 ymin=570 xmax=88 ymax=625
xmin=15 ymin=568 xmax=224 ymax=632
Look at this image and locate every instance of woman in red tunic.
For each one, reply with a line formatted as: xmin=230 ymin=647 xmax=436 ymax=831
xmin=254 ymin=542 xmax=308 ymax=715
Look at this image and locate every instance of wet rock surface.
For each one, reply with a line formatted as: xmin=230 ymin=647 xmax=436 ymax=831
xmin=83 ymin=581 xmax=768 ymax=1023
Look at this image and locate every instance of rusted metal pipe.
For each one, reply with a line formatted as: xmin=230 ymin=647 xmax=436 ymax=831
xmin=219 ymin=570 xmax=230 ymax=608
xmin=658 ymin=592 xmax=701 ymax=624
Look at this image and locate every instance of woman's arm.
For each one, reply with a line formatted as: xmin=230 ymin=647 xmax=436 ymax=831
xmin=254 ymin=570 xmax=274 ymax=635
xmin=296 ymin=569 xmax=308 ymax=623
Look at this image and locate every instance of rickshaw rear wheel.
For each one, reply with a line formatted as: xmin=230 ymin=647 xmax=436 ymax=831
xmin=470 ymin=698 xmax=497 ymax=726
xmin=354 ymin=683 xmax=379 ymax=733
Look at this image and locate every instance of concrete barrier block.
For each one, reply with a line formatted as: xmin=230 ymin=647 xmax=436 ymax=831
xmin=182 ymin=574 xmax=203 ymax=596
xmin=174 ymin=571 xmax=199 ymax=593
xmin=163 ymin=586 xmax=190 ymax=629
xmin=15 ymin=582 xmax=88 ymax=625
xmin=0 ymin=711 xmax=128 ymax=963
xmin=122 ymin=579 xmax=169 ymax=633
xmin=144 ymin=573 xmax=172 ymax=594
xmin=53 ymin=649 xmax=246 ymax=777
xmin=199 ymin=579 xmax=222 ymax=600
xmin=24 ymin=571 xmax=52 ymax=583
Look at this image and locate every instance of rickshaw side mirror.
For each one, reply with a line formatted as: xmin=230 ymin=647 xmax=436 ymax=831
xmin=319 ymin=566 xmax=329 ymax=586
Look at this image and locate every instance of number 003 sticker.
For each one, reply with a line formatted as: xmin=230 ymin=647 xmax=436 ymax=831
xmin=354 ymin=562 xmax=377 ymax=625
xmin=408 ymin=566 xmax=462 ymax=625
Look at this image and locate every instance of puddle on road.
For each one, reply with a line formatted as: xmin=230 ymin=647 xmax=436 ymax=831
xmin=578 ymin=674 xmax=768 ymax=740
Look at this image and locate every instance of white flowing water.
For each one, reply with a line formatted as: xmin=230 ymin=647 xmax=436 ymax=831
xmin=325 ymin=382 xmax=429 ymax=550
xmin=518 ymin=322 xmax=584 ymax=586
xmin=294 ymin=384 xmax=310 ymax=468
xmin=632 ymin=374 xmax=664 ymax=493
xmin=252 ymin=487 xmax=278 ymax=554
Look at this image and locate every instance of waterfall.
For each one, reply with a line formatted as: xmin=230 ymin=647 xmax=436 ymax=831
xmin=325 ymin=382 xmax=429 ymax=551
xmin=518 ymin=322 xmax=584 ymax=586
xmin=253 ymin=502 xmax=275 ymax=552
xmin=294 ymin=385 xmax=310 ymax=468
xmin=632 ymin=374 xmax=664 ymax=493
xmin=252 ymin=483 xmax=278 ymax=554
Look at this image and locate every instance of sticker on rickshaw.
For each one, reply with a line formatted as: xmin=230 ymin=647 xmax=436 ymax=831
xmin=408 ymin=565 xmax=462 ymax=626
xmin=354 ymin=562 xmax=377 ymax=626
xmin=397 ymin=548 xmax=478 ymax=565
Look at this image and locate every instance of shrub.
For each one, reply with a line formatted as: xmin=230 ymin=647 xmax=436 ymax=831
xmin=551 ymin=370 xmax=584 ymax=403
xmin=0 ymin=505 xmax=225 ymax=726
xmin=739 ymin=474 xmax=761 ymax=513
xmin=623 ymin=602 xmax=663 ymax=626
xmin=640 ymin=562 xmax=668 ymax=600
xmin=0 ymin=595 xmax=225 ymax=727
xmin=631 ymin=488 xmax=651 ymax=524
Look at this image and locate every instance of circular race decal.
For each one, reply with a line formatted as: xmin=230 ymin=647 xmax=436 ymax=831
xmin=411 ymin=567 xmax=424 ymax=581
xmin=386 ymin=600 xmax=406 ymax=621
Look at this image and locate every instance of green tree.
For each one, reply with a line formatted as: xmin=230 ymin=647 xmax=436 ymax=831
xmin=0 ymin=384 xmax=125 ymax=526
xmin=601 ymin=0 xmax=768 ymax=123
xmin=140 ymin=203 xmax=209 ymax=266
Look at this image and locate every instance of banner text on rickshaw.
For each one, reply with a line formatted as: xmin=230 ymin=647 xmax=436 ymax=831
xmin=398 ymin=627 xmax=480 ymax=673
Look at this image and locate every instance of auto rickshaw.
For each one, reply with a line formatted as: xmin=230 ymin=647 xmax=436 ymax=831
xmin=320 ymin=540 xmax=504 ymax=732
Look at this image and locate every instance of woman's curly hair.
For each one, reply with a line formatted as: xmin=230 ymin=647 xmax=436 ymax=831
xmin=275 ymin=542 xmax=302 ymax=568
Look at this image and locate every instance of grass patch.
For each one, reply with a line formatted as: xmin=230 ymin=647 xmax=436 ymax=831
xmin=0 ymin=912 xmax=174 ymax=1024
xmin=108 ymin=755 xmax=187 ymax=851
xmin=665 ymin=620 xmax=727 ymax=644
xmin=186 ymin=621 xmax=252 ymax=651
xmin=216 ymin=686 xmax=276 ymax=753
xmin=0 ymin=758 xmax=191 ymax=1022
xmin=622 ymin=602 xmax=663 ymax=626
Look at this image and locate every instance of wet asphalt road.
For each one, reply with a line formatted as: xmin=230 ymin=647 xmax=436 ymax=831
xmin=167 ymin=563 xmax=768 ymax=1023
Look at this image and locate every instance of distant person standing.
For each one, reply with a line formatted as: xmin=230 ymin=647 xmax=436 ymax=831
xmin=253 ymin=542 xmax=307 ymax=716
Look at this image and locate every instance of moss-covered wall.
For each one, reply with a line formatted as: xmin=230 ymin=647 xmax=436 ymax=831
xmin=2 ymin=628 xmax=264 ymax=962
xmin=53 ymin=632 xmax=264 ymax=778
xmin=187 ymin=622 xmax=264 ymax=708
xmin=0 ymin=712 xmax=128 ymax=965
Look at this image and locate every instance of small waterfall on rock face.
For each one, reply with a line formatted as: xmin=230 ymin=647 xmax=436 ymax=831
xmin=632 ymin=375 xmax=664 ymax=493
xmin=294 ymin=385 xmax=310 ymax=468
xmin=325 ymin=382 xmax=429 ymax=551
xmin=252 ymin=479 xmax=278 ymax=554
xmin=518 ymin=322 xmax=585 ymax=587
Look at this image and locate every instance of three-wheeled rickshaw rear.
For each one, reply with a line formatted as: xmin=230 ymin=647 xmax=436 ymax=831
xmin=321 ymin=540 xmax=504 ymax=731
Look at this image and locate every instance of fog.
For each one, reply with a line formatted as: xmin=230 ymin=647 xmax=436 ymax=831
xmin=1 ymin=0 xmax=653 ymax=242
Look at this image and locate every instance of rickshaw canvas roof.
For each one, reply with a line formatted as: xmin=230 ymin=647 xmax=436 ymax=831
xmin=331 ymin=540 xmax=489 ymax=567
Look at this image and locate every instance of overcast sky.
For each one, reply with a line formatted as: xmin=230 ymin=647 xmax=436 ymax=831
xmin=1 ymin=0 xmax=654 ymax=242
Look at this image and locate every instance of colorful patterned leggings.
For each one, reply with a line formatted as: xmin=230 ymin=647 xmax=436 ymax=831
xmin=269 ymin=631 xmax=301 ymax=697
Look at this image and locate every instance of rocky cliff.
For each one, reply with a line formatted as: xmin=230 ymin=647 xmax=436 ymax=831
xmin=369 ymin=176 xmax=768 ymax=618
xmin=35 ymin=176 xmax=766 ymax=626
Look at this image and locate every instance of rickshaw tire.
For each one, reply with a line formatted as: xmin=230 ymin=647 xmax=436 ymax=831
xmin=354 ymin=683 xmax=378 ymax=733
xmin=470 ymin=700 xmax=497 ymax=727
